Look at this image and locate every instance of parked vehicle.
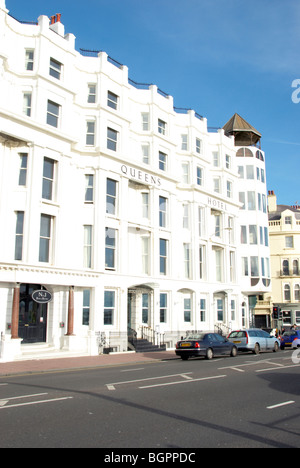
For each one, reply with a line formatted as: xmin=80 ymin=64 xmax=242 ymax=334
xmin=281 ymin=330 xmax=300 ymax=349
xmin=175 ymin=333 xmax=237 ymax=360
xmin=227 ymin=329 xmax=280 ymax=354
xmin=292 ymin=338 xmax=300 ymax=349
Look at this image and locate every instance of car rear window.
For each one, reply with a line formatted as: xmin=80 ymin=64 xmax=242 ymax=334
xmin=186 ymin=334 xmax=205 ymax=340
xmin=283 ymin=331 xmax=297 ymax=337
xmin=229 ymin=331 xmax=246 ymax=338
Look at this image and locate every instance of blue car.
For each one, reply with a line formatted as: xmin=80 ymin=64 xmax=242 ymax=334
xmin=280 ymin=329 xmax=300 ymax=349
xmin=175 ymin=332 xmax=238 ymax=360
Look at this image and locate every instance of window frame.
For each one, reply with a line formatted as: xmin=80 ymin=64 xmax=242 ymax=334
xmin=104 ymin=290 xmax=115 ymax=325
xmin=158 ymin=119 xmax=166 ymax=136
xmin=105 ymin=227 xmax=117 ymax=270
xmin=49 ymin=57 xmax=62 ymax=80
xmin=107 ymin=127 xmax=118 ymax=152
xmin=47 ymin=100 xmax=60 ymax=128
xmin=42 ymin=157 xmax=56 ymax=201
xmin=107 ymin=91 xmax=119 ymax=110
xmin=25 ymin=49 xmax=34 ymax=71
xmin=15 ymin=211 xmax=25 ymax=261
xmin=39 ymin=214 xmax=53 ymax=263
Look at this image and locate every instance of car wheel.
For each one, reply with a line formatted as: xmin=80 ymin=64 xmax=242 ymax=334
xmin=231 ymin=346 xmax=237 ymax=357
xmin=181 ymin=355 xmax=189 ymax=361
xmin=253 ymin=343 xmax=260 ymax=354
xmin=273 ymin=342 xmax=279 ymax=353
xmin=280 ymin=345 xmax=285 ymax=350
xmin=206 ymin=348 xmax=214 ymax=360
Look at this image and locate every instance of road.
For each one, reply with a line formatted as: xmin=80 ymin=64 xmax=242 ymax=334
xmin=0 ymin=350 xmax=299 ymax=449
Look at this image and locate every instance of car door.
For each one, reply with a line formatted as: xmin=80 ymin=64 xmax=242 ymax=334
xmin=256 ymin=330 xmax=268 ymax=351
xmin=262 ymin=330 xmax=274 ymax=350
xmin=212 ymin=334 xmax=227 ymax=355
xmin=206 ymin=334 xmax=216 ymax=353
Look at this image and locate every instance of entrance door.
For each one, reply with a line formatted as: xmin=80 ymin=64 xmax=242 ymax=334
xmin=18 ymin=284 xmax=48 ymax=343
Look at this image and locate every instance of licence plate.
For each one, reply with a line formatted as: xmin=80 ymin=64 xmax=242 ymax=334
xmin=181 ymin=342 xmax=191 ymax=347
xmin=233 ymin=341 xmax=241 ymax=344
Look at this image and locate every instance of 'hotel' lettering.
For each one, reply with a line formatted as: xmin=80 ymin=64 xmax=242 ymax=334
xmin=208 ymin=197 xmax=227 ymax=212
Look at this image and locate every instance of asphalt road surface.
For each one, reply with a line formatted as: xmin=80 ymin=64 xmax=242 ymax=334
xmin=0 ymin=350 xmax=299 ymax=448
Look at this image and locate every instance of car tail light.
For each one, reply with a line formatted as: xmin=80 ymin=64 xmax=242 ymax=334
xmin=176 ymin=343 xmax=179 ymax=349
xmin=195 ymin=342 xmax=200 ymax=348
xmin=245 ymin=332 xmax=249 ymax=345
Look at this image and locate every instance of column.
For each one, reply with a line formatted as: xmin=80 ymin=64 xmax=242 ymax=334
xmin=11 ymin=284 xmax=20 ymax=339
xmin=66 ymin=286 xmax=75 ymax=336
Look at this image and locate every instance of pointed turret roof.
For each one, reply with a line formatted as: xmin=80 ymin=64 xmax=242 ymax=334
xmin=223 ymin=113 xmax=261 ymax=147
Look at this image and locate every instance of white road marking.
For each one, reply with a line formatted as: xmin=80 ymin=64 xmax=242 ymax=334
xmin=0 ymin=392 xmax=48 ymax=403
xmin=266 ymin=361 xmax=285 ymax=367
xmin=106 ymin=372 xmax=193 ymax=390
xmin=267 ymin=401 xmax=295 ymax=410
xmin=181 ymin=374 xmax=194 ymax=380
xmin=0 ymin=396 xmax=73 ymax=410
xmin=256 ymin=364 xmax=300 ymax=373
xmin=107 ymin=385 xmax=116 ymax=391
xmin=139 ymin=375 xmax=227 ymax=389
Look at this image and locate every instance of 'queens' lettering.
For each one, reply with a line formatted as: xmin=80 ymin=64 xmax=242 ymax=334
xmin=121 ymin=165 xmax=161 ymax=187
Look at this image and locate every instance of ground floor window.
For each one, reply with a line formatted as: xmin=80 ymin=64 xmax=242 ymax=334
xmin=231 ymin=300 xmax=236 ymax=321
xmin=200 ymin=298 xmax=206 ymax=322
xmin=183 ymin=295 xmax=192 ymax=322
xmin=282 ymin=310 xmax=291 ymax=326
xmin=216 ymin=298 xmax=224 ymax=322
xmin=242 ymin=303 xmax=247 ymax=327
xmin=160 ymin=293 xmax=167 ymax=323
xmin=142 ymin=293 xmax=149 ymax=324
xmin=104 ymin=290 xmax=115 ymax=325
xmin=82 ymin=289 xmax=90 ymax=326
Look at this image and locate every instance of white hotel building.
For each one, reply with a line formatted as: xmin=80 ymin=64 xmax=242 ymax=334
xmin=0 ymin=2 xmax=271 ymax=360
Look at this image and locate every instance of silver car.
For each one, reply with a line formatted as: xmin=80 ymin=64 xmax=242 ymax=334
xmin=228 ymin=329 xmax=280 ymax=354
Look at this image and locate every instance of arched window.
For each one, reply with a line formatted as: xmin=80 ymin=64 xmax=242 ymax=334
xmin=294 ymin=284 xmax=300 ymax=301
xmin=245 ymin=148 xmax=253 ymax=157
xmin=256 ymin=150 xmax=264 ymax=162
xmin=284 ymin=284 xmax=291 ymax=301
xmin=236 ymin=148 xmax=253 ymax=157
xmin=282 ymin=259 xmax=289 ymax=276
xmin=293 ymin=259 xmax=299 ymax=275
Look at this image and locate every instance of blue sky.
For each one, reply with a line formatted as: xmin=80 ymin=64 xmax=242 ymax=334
xmin=6 ymin=0 xmax=300 ymax=205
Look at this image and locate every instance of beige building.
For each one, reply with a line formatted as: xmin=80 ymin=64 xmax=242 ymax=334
xmin=264 ymin=191 xmax=300 ymax=329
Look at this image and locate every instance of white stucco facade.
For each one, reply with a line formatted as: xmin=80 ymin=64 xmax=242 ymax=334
xmin=0 ymin=3 xmax=270 ymax=361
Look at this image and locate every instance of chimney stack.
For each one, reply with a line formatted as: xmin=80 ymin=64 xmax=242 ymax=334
xmin=268 ymin=190 xmax=277 ymax=212
xmin=49 ymin=13 xmax=64 ymax=36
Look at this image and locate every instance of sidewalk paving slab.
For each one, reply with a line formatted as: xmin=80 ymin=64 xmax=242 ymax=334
xmin=0 ymin=351 xmax=178 ymax=377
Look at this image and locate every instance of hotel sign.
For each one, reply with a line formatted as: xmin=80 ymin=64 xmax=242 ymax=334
xmin=207 ymin=197 xmax=228 ymax=212
xmin=121 ymin=164 xmax=162 ymax=187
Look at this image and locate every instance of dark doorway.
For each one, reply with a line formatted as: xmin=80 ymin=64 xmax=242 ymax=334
xmin=127 ymin=292 xmax=134 ymax=329
xmin=18 ymin=284 xmax=48 ymax=343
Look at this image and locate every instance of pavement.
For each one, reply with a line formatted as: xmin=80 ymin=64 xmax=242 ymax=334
xmin=0 ymin=350 xmax=178 ymax=377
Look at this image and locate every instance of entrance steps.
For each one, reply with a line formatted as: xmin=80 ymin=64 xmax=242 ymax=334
xmin=16 ymin=343 xmax=90 ymax=361
xmin=134 ymin=338 xmax=166 ymax=353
